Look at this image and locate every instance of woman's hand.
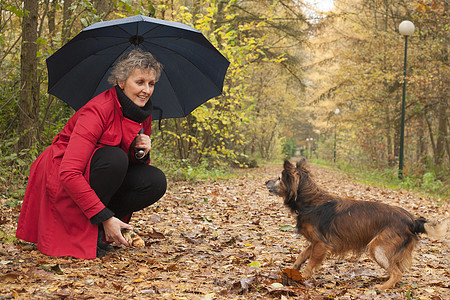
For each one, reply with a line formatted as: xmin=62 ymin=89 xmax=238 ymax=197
xmin=102 ymin=217 xmax=133 ymax=247
xmin=134 ymin=133 xmax=151 ymax=155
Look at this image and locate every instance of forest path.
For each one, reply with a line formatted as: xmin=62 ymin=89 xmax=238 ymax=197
xmin=0 ymin=161 xmax=448 ymax=299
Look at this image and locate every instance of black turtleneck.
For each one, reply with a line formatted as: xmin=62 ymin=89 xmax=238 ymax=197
xmin=115 ymin=85 xmax=152 ymax=123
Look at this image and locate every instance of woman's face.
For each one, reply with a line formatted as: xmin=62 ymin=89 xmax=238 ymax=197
xmin=118 ymin=68 xmax=156 ymax=107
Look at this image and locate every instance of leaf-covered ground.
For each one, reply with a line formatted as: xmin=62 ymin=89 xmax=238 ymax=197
xmin=0 ymin=163 xmax=448 ymax=299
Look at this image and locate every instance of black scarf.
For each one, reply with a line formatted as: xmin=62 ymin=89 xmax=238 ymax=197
xmin=115 ymin=85 xmax=152 ymax=123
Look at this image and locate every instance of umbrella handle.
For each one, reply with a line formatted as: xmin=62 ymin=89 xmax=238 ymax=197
xmin=135 ymin=149 xmax=146 ymax=159
xmin=135 ymin=128 xmax=146 ymax=159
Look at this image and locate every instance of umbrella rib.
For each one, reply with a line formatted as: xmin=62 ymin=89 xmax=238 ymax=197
xmin=141 ymin=23 xmax=164 ymax=37
xmin=142 ymin=39 xmax=227 ymax=95
xmin=50 ymin=40 xmax=132 ymax=90
xmin=140 ymin=43 xmax=185 ymax=116
xmin=113 ymin=23 xmax=176 ymax=47
xmin=94 ymin=45 xmax=130 ymax=90
xmin=113 ymin=24 xmax=137 ymax=38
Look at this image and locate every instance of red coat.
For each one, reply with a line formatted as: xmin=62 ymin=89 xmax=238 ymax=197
xmin=16 ymin=87 xmax=152 ymax=259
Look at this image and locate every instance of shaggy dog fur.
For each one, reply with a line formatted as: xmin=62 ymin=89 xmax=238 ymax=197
xmin=266 ymin=159 xmax=447 ymax=289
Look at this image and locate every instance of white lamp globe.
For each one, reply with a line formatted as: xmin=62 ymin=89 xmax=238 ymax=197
xmin=399 ymin=21 xmax=415 ymax=36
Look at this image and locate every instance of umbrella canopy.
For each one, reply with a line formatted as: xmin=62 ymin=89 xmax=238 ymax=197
xmin=46 ymin=15 xmax=229 ymax=120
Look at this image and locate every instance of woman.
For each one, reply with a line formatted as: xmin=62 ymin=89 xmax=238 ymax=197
xmin=16 ymin=48 xmax=167 ymax=259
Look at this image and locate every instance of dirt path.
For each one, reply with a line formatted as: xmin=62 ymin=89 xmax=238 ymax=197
xmin=0 ymin=162 xmax=448 ymax=299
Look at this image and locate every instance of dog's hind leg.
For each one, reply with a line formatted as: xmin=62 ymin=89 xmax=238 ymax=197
xmin=368 ymin=231 xmax=414 ymax=289
xmin=293 ymin=244 xmax=313 ymax=269
xmin=374 ymin=265 xmax=403 ymax=290
xmin=302 ymin=241 xmax=329 ymax=277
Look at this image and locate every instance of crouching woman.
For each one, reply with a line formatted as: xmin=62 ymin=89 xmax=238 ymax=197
xmin=16 ymin=48 xmax=167 ymax=259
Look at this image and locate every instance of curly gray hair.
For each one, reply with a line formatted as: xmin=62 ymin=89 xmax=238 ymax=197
xmin=108 ymin=48 xmax=163 ymax=85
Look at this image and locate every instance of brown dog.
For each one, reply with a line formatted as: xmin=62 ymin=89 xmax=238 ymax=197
xmin=266 ymin=159 xmax=447 ymax=289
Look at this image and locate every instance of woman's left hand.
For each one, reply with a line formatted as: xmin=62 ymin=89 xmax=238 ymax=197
xmin=134 ymin=133 xmax=151 ymax=155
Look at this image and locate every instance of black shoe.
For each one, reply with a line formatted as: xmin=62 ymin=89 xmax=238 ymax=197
xmin=97 ymin=227 xmax=114 ymax=258
xmin=97 ymin=246 xmax=107 ymax=258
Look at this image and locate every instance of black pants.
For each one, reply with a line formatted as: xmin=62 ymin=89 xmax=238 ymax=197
xmin=89 ymin=147 xmax=166 ymax=219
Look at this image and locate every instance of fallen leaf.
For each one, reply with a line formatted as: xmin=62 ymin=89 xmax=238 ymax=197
xmin=41 ymin=264 xmax=64 ymax=275
xmin=0 ymin=272 xmax=20 ymax=282
xmin=149 ymin=215 xmax=162 ymax=223
xmin=279 ymin=225 xmax=293 ymax=232
xmin=270 ymin=282 xmax=284 ymax=288
xmin=281 ymin=268 xmax=303 ymax=281
xmin=280 ymin=268 xmax=304 ymax=286
xmin=201 ymin=293 xmax=215 ymax=300
xmin=112 ymin=282 xmax=122 ymax=290
xmin=248 ymin=261 xmax=261 ymax=268
xmin=137 ymin=266 xmax=149 ymax=273
xmin=147 ymin=228 xmax=165 ymax=239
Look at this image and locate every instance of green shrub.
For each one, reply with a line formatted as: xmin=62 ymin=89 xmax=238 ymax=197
xmin=399 ymin=176 xmax=417 ymax=190
xmin=421 ymin=172 xmax=444 ymax=193
xmin=152 ymin=157 xmax=232 ymax=182
xmin=282 ymin=138 xmax=297 ymax=159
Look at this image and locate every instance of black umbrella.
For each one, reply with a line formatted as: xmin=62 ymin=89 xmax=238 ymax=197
xmin=46 ymin=15 xmax=229 ymax=120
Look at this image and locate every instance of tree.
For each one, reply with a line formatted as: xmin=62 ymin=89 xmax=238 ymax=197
xmin=147 ymin=0 xmax=308 ymax=164
xmin=18 ymin=0 xmax=39 ymax=151
xmin=305 ymin=0 xmax=448 ymax=175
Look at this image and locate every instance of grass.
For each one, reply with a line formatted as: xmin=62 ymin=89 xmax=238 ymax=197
xmin=310 ymin=158 xmax=449 ymax=202
xmin=0 ymin=230 xmax=17 ymax=243
xmin=152 ymin=157 xmax=236 ymax=182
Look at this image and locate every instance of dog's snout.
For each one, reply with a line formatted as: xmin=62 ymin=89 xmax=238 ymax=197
xmin=266 ymin=179 xmax=280 ymax=196
xmin=266 ymin=179 xmax=275 ymax=187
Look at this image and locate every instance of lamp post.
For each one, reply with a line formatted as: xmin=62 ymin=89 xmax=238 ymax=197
xmin=333 ymin=108 xmax=340 ymax=163
xmin=306 ymin=138 xmax=311 ymax=158
xmin=314 ymin=129 xmax=321 ymax=159
xmin=398 ymin=20 xmax=415 ymax=179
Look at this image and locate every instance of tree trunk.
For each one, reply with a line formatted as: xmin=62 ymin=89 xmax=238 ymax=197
xmin=62 ymin=0 xmax=73 ymax=44
xmin=434 ymin=3 xmax=449 ymax=165
xmin=94 ymin=0 xmax=114 ymax=19
xmin=213 ymin=0 xmax=226 ymax=47
xmin=425 ymin=111 xmax=437 ymax=158
xmin=434 ymin=99 xmax=448 ymax=165
xmin=385 ymin=102 xmax=394 ymax=166
xmin=416 ymin=113 xmax=426 ymax=166
xmin=393 ymin=103 xmax=400 ymax=159
xmin=48 ymin=0 xmax=57 ymax=45
xmin=184 ymin=0 xmax=202 ymax=23
xmin=18 ymin=0 xmax=39 ymax=151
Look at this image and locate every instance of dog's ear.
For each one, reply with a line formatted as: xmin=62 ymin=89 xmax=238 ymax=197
xmin=296 ymin=158 xmax=308 ymax=172
xmin=283 ymin=159 xmax=299 ymax=201
xmin=283 ymin=159 xmax=296 ymax=174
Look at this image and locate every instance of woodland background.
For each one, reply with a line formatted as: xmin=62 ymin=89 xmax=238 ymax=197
xmin=0 ymin=0 xmax=449 ymax=201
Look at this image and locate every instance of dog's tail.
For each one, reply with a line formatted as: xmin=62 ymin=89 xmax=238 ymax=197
xmin=413 ymin=217 xmax=448 ymax=240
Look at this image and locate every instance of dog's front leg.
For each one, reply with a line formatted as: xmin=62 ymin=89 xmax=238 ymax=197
xmin=302 ymin=242 xmax=329 ymax=278
xmin=293 ymin=244 xmax=313 ymax=270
